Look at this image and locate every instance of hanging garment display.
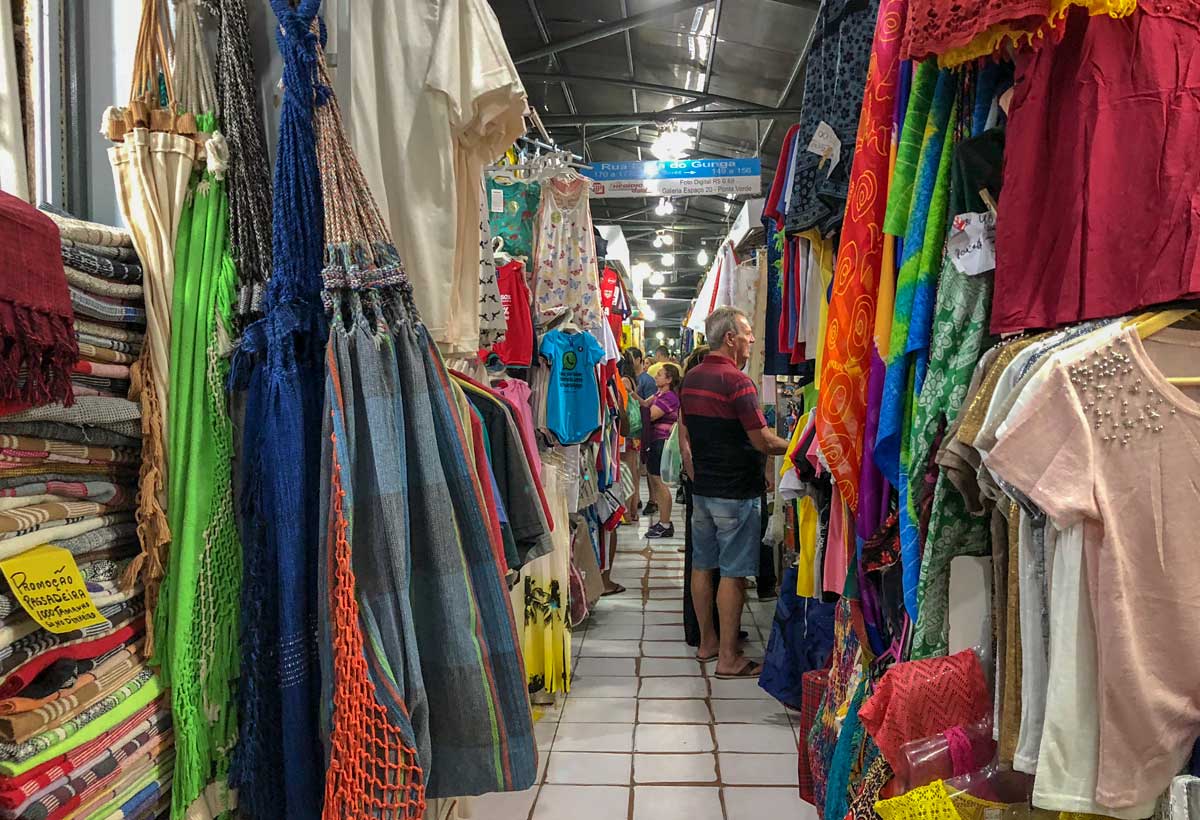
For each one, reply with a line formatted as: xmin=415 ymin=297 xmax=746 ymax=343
xmin=348 ymin=0 xmax=526 ymax=355
xmin=899 ymin=0 xmax=1135 ymax=67
xmin=487 ymin=178 xmax=541 ymax=259
xmin=991 ymin=6 xmax=1200 ymax=334
xmin=309 ymin=21 xmax=536 ymax=809
xmin=228 ymin=1 xmax=327 ymax=816
xmin=814 ymin=0 xmax=905 ymax=511
xmin=539 ymin=328 xmax=605 ymax=446
xmin=152 ymin=4 xmax=241 ymax=815
xmin=209 ymin=0 xmax=274 ymax=328
xmin=532 ymin=177 xmax=603 ymax=333
xmin=102 ymin=0 xmax=198 ymax=653
xmin=785 ymin=0 xmax=880 ymax=235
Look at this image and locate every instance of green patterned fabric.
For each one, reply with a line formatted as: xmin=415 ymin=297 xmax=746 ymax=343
xmin=157 ymin=110 xmax=242 ymax=817
xmin=908 ymin=129 xmax=1006 ymax=658
xmin=486 ymin=178 xmax=541 ymax=258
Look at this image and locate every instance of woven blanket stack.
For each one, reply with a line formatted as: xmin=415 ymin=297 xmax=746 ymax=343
xmin=0 ymin=213 xmax=172 ymax=820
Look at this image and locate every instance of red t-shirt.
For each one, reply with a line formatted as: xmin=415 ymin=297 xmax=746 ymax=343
xmin=599 ymin=267 xmax=626 ymax=343
xmin=491 ymin=260 xmax=534 ymax=366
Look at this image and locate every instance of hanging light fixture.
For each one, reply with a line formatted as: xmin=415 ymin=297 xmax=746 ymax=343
xmin=643 ymin=306 xmax=657 ymax=322
xmin=654 ymin=197 xmax=675 ymax=217
xmin=653 ymin=288 xmax=666 ymax=299
xmin=653 ymin=234 xmax=664 ymax=248
xmin=651 ymin=121 xmax=692 ymax=160
xmin=660 ymin=253 xmax=674 ymax=267
xmin=696 ymin=245 xmax=709 ymax=266
xmin=648 ymin=270 xmax=665 ymax=286
xmin=632 ymin=261 xmax=653 ymax=279
xmin=661 ymin=232 xmax=674 ymax=246
xmin=655 ymin=330 xmax=666 ymax=341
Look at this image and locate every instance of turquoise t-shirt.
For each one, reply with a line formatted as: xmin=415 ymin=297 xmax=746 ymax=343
xmin=540 ymin=329 xmax=606 ymax=445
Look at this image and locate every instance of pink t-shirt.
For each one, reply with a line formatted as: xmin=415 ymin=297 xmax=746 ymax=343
xmin=986 ymin=327 xmax=1200 ymax=809
xmin=494 ymin=378 xmax=540 ymax=479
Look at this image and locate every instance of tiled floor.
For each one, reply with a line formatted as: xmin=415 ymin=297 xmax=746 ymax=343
xmin=472 ymin=489 xmax=818 ymax=820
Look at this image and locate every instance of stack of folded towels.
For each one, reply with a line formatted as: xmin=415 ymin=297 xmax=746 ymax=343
xmin=0 ymin=213 xmax=171 ymax=820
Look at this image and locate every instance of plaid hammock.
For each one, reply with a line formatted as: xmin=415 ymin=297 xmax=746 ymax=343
xmin=308 ymin=18 xmax=536 ymax=816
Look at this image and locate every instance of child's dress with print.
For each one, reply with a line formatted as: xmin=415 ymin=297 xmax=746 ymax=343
xmin=532 ymin=176 xmax=602 ymax=333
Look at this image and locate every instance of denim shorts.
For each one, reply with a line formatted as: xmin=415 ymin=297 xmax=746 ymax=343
xmin=691 ymin=495 xmax=761 ymax=578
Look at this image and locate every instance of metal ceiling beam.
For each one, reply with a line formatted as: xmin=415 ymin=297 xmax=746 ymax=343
xmin=540 ymin=107 xmax=804 ymax=127
xmin=520 ymin=71 xmax=764 ymax=111
xmin=513 ymin=1 xmax=709 ymax=65
xmin=523 ymin=0 xmax=585 ymax=158
xmin=690 ymin=0 xmax=723 ymax=221
xmin=558 ymin=97 xmax=714 ymax=149
xmin=758 ymin=8 xmax=821 ymax=152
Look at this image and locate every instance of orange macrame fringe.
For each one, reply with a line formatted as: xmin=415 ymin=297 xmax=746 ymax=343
xmin=323 ymin=430 xmax=427 ymax=820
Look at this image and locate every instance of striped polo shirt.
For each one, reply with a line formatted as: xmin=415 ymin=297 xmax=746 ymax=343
xmin=680 ymin=353 xmax=767 ymax=499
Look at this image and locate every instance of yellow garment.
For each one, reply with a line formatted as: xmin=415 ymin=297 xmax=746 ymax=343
xmin=802 ymin=229 xmax=836 ymax=382
xmin=936 ymin=0 xmax=1136 ymax=67
xmin=875 ymin=780 xmax=1115 ymax=820
xmin=780 ymin=409 xmax=811 ymax=477
xmin=795 ymin=495 xmax=820 ymax=598
xmin=874 ymin=138 xmax=900 ymax=357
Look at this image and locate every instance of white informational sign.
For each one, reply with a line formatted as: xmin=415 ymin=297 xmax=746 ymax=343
xmin=588 ymin=159 xmax=762 ymax=199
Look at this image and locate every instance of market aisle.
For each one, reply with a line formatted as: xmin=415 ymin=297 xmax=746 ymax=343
xmin=472 ymin=494 xmax=816 ymax=820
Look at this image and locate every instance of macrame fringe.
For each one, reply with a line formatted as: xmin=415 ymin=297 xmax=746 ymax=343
xmin=0 ymin=301 xmax=78 ymax=409
xmin=123 ymin=349 xmax=170 ymax=657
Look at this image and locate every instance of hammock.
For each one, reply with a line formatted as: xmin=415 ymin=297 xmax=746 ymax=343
xmin=308 ymin=13 xmax=537 ymax=813
xmin=227 ymin=1 xmax=326 ymax=818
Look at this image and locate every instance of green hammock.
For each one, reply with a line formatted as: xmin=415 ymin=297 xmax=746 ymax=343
xmin=156 ymin=109 xmax=242 ymax=819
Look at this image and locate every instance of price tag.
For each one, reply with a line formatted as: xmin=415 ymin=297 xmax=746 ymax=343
xmin=806 ymin=121 xmax=842 ymax=178
xmin=0 ymin=545 xmax=110 ymax=634
xmin=947 ymin=211 xmax=997 ymax=276
xmin=490 ymin=188 xmax=505 ymax=214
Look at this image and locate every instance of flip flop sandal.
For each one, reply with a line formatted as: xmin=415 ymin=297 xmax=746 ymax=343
xmin=600 ymin=584 xmax=627 ymax=597
xmin=715 ymin=659 xmax=763 ymax=680
xmin=697 ymin=648 xmax=744 ymax=663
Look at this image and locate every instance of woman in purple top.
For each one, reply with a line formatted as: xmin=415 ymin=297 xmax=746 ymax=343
xmin=642 ymin=363 xmax=681 ymax=538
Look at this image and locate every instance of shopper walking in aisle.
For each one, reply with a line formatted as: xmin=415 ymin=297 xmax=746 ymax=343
xmin=678 ymin=306 xmax=789 ymax=678
xmin=642 ymin=362 xmax=682 ymax=538
xmin=630 ymin=347 xmax=660 ymax=516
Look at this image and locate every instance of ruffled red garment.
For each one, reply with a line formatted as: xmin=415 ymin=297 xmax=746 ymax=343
xmin=858 ymin=649 xmax=990 ymax=770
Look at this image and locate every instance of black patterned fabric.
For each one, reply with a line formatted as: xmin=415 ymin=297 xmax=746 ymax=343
xmin=785 ymin=0 xmax=880 ymax=235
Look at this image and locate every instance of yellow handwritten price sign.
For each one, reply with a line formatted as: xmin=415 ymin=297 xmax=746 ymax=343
xmin=0 ymin=545 xmax=110 ymax=634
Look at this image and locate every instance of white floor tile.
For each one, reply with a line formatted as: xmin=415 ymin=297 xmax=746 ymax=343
xmin=578 ymin=639 xmax=642 ymax=658
xmin=533 ymin=785 xmax=630 ymax=820
xmin=569 ymin=676 xmax=639 ymax=698
xmin=553 ymin=722 xmax=635 ymax=753
xmin=723 ymin=786 xmax=816 ymax=820
xmin=640 ymin=658 xmax=703 ymax=677
xmin=585 ymin=624 xmax=643 ymax=641
xmin=472 ymin=785 xmax=540 ymax=820
xmin=641 ymin=641 xmax=693 ymax=658
xmin=714 ymin=724 xmax=797 ymax=753
xmin=718 ymin=752 xmax=800 ymax=786
xmin=632 ymin=785 xmax=723 ymax=820
xmin=573 ymin=657 xmax=636 ymax=677
xmin=560 ymin=697 xmax=637 ymax=723
xmin=708 ymin=677 xmax=776 ymax=700
xmin=643 ymin=625 xmax=684 ymax=642
xmin=545 ymin=752 xmax=632 ymax=785
xmin=643 ymin=612 xmax=684 ymax=626
xmin=638 ymin=677 xmax=708 ymax=699
xmin=635 ymin=723 xmax=714 ymax=753
xmin=637 ymin=698 xmax=711 ymax=724
xmin=644 ymin=599 xmax=681 ymax=612
xmin=710 ymin=699 xmax=794 ymax=726
xmin=587 ymin=610 xmax=644 ymax=625
xmin=535 ymin=720 xmax=557 ymax=752
xmin=632 ymin=753 xmax=717 ymax=784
